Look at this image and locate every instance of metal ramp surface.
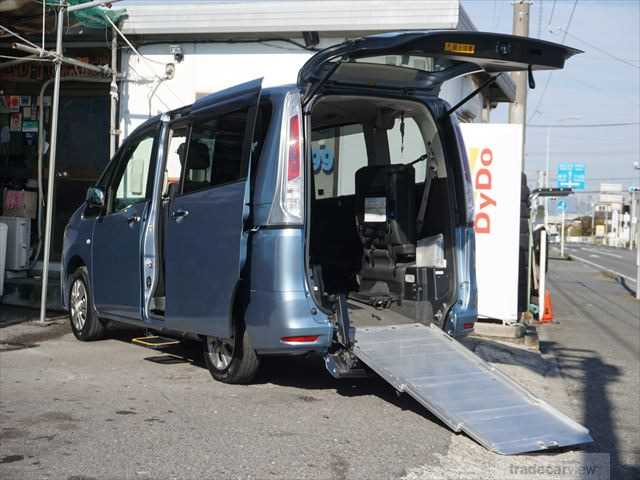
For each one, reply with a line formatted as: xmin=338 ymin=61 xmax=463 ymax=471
xmin=353 ymin=323 xmax=592 ymax=455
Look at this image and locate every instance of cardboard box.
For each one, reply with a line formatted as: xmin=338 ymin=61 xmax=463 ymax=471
xmin=2 ymin=189 xmax=37 ymax=219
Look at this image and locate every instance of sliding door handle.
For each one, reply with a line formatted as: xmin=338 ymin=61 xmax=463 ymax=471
xmin=171 ymin=209 xmax=189 ymax=220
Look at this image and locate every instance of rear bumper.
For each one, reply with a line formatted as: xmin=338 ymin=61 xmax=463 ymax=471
xmin=245 ymin=289 xmax=332 ymax=354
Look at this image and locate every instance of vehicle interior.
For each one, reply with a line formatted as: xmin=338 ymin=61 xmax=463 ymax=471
xmin=308 ymin=95 xmax=456 ymax=329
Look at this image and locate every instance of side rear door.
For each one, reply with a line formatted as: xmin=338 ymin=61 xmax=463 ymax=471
xmin=92 ymin=126 xmax=158 ymax=320
xmin=164 ymin=80 xmax=262 ymax=338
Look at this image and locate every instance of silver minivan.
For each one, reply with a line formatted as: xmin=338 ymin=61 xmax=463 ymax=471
xmin=62 ymin=31 xmax=579 ymax=386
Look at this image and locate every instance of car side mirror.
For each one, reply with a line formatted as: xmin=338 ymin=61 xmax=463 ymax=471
xmin=86 ymin=186 xmax=105 ymax=208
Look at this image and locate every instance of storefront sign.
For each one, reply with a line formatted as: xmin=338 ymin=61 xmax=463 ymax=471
xmin=460 ymin=123 xmax=524 ymax=323
xmin=0 ymin=55 xmax=109 ymax=82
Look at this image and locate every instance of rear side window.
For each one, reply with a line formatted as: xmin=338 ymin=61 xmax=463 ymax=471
xmin=182 ymin=108 xmax=249 ymax=194
xmin=311 ymin=124 xmax=367 ymax=199
xmin=387 ymin=117 xmax=427 ymax=182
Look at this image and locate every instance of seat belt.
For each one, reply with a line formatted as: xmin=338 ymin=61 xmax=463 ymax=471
xmin=416 ymin=152 xmax=437 ymax=238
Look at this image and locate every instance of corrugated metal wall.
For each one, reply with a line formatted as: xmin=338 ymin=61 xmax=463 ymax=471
xmin=119 ymin=0 xmax=460 ymax=35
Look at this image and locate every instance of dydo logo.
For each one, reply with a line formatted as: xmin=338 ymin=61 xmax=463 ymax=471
xmin=468 ymin=147 xmax=496 ymax=234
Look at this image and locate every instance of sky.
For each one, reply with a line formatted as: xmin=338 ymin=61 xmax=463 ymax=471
xmin=463 ymin=0 xmax=640 ymax=206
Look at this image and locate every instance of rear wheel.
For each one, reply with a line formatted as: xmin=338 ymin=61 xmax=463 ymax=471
xmin=68 ymin=267 xmax=106 ymax=341
xmin=202 ymin=324 xmax=259 ymax=384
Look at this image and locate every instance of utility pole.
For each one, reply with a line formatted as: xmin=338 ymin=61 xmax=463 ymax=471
xmin=509 ymin=0 xmax=531 ymax=169
xmin=544 ymin=126 xmax=550 ymax=230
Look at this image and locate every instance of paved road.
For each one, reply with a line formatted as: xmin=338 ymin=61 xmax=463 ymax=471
xmin=563 ymin=243 xmax=638 ymax=285
xmin=0 ymin=306 xmax=596 ymax=480
xmin=2 ymin=256 xmax=638 ymax=480
xmin=545 ymin=257 xmax=640 ymax=480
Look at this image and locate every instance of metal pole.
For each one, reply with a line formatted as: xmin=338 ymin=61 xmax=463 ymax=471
xmin=591 ymin=204 xmax=596 ymax=245
xmin=544 ymin=126 xmax=550 ymax=230
xmin=605 ymin=206 xmax=609 ymax=246
xmin=538 ymin=229 xmax=547 ymax=320
xmin=110 ymin=25 xmax=118 ymax=158
xmin=13 ymin=42 xmax=110 ymax=74
xmin=38 ymin=5 xmax=65 ymax=323
xmin=560 ymin=209 xmax=566 ymax=258
xmin=636 ymin=194 xmax=640 ymax=300
xmin=67 ymin=0 xmax=122 ymax=12
xmin=509 ymin=0 xmax=531 ymax=171
xmin=631 ymin=190 xmax=636 ymax=250
xmin=0 ymin=53 xmax=40 ymax=71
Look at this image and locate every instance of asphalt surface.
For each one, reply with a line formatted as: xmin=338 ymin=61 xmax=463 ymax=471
xmin=563 ymin=243 xmax=638 ymax=285
xmin=1 ymin=254 xmax=638 ymax=479
xmin=545 ymin=257 xmax=640 ymax=479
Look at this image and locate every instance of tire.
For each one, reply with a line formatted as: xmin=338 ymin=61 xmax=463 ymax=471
xmin=68 ymin=267 xmax=106 ymax=341
xmin=202 ymin=323 xmax=259 ymax=384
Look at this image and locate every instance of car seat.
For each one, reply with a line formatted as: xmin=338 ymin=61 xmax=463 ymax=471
xmin=177 ymin=140 xmax=211 ymax=192
xmin=352 ymin=164 xmax=417 ymax=304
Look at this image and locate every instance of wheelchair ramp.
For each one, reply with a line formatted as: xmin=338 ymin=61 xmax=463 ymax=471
xmin=353 ymin=323 xmax=592 ymax=455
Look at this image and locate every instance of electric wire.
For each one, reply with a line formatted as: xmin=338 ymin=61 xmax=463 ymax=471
xmin=552 ymin=27 xmax=640 ymax=69
xmin=529 ymin=122 xmax=639 ymax=128
xmin=529 ymin=0 xmax=580 ymax=122
xmin=547 ymin=0 xmax=558 ymax=28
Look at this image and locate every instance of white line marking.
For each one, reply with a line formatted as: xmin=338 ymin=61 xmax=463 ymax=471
xmin=581 ymin=247 xmax=623 ymax=259
xmin=569 ymin=254 xmax=637 ymax=284
xmin=589 ymin=254 xmax=600 ymax=258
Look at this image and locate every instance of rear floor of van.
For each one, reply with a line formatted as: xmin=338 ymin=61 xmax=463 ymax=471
xmin=307 ymin=94 xmax=457 ymax=331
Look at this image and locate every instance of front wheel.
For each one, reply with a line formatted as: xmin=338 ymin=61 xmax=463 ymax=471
xmin=202 ymin=324 xmax=259 ymax=384
xmin=68 ymin=267 xmax=106 ymax=341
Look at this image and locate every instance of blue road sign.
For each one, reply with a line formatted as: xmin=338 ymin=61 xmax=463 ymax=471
xmin=557 ymin=200 xmax=567 ymax=213
xmin=557 ymin=163 xmax=586 ymax=191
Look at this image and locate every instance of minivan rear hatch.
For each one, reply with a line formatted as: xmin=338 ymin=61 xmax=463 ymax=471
xmin=298 ymin=31 xmax=581 ymax=96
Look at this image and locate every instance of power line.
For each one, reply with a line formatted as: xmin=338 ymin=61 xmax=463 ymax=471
xmin=529 ymin=122 xmax=640 ymax=128
xmin=529 ymin=0 xmax=580 ymax=122
xmin=547 ymin=0 xmax=558 ymax=29
xmin=552 ymin=27 xmax=640 ymax=69
xmin=537 ymin=0 xmax=544 ymax=38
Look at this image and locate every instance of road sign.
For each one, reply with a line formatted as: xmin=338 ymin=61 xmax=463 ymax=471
xmin=557 ymin=163 xmax=586 ymax=191
xmin=557 ymin=199 xmax=567 ymax=213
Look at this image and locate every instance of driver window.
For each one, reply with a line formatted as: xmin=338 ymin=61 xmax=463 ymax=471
xmin=112 ymin=134 xmax=155 ymax=213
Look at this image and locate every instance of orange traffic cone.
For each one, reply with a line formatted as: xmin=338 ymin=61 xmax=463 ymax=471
xmin=541 ymin=289 xmax=554 ymax=323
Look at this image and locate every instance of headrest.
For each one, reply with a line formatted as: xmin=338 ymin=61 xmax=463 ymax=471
xmin=177 ymin=141 xmax=210 ymax=170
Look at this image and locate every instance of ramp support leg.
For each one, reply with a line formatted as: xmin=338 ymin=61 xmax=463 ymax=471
xmin=336 ymin=294 xmax=353 ymax=348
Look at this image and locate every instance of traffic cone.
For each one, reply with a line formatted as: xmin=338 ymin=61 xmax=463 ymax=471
xmin=541 ymin=289 xmax=554 ymax=323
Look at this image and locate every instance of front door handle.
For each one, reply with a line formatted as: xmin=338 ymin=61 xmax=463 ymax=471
xmin=171 ymin=209 xmax=189 ymax=220
xmin=127 ymin=215 xmax=141 ymax=225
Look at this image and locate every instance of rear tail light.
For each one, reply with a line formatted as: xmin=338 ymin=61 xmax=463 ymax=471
xmin=463 ymin=322 xmax=474 ymax=330
xmin=267 ymin=91 xmax=304 ymax=225
xmin=285 ymin=114 xmax=302 ymax=216
xmin=281 ymin=335 xmax=319 ymax=344
xmin=287 ymin=115 xmax=301 ymax=180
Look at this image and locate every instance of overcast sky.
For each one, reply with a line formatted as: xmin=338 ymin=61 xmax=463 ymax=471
xmin=463 ymin=0 xmax=640 ymax=195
